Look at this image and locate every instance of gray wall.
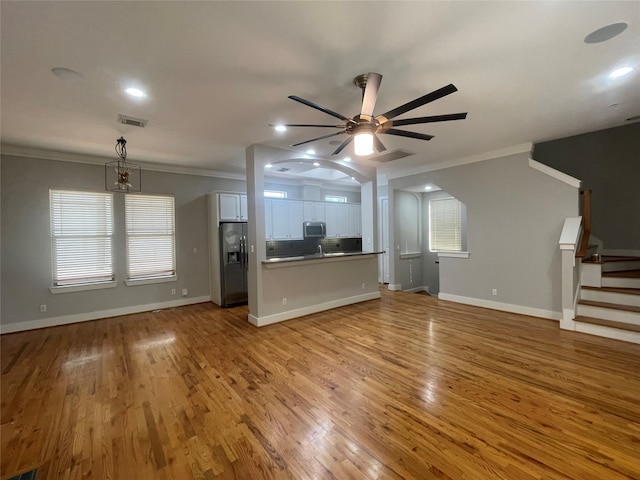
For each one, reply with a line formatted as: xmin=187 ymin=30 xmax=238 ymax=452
xmin=390 ymin=152 xmax=579 ymax=316
xmin=533 ymin=123 xmax=640 ymax=250
xmin=420 ymin=190 xmax=468 ymax=296
xmin=1 ymin=154 xmax=245 ymax=328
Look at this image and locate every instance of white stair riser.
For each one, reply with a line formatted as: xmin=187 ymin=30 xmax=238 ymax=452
xmin=580 ymin=263 xmax=602 ymax=287
xmin=602 ymin=261 xmax=640 ymax=273
xmin=603 ymin=277 xmax=640 ymax=289
xmin=574 ymin=322 xmax=640 ymax=345
xmin=580 ymin=289 xmax=640 ymax=307
xmin=576 ymin=305 xmax=640 ymax=325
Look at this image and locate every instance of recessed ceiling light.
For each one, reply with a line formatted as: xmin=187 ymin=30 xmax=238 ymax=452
xmin=609 ymin=66 xmax=633 ymax=79
xmin=274 ymin=125 xmax=287 ymax=132
xmin=125 ymin=87 xmax=146 ymax=98
xmin=265 ymin=163 xmax=273 ymax=168
xmin=313 ymin=162 xmax=320 ymax=167
xmin=584 ymin=22 xmax=628 ymax=44
xmin=424 ymin=185 xmax=432 ymax=191
xmin=343 ymin=157 xmax=351 ymax=162
xmin=51 ymin=67 xmax=84 ymax=81
xmin=306 ymin=149 xmax=315 ymax=155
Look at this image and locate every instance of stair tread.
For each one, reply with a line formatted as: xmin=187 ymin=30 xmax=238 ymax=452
xmin=582 ymin=255 xmax=640 ymax=264
xmin=575 ymin=316 xmax=640 ymax=333
xmin=578 ymin=299 xmax=640 ymax=313
xmin=581 ymin=285 xmax=640 ymax=295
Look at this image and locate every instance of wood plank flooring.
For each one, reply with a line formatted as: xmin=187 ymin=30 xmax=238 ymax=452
xmin=2 ymin=289 xmax=640 ymax=479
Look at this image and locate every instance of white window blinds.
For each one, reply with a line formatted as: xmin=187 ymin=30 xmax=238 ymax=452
xmin=125 ymin=194 xmax=176 ymax=280
xmin=50 ymin=190 xmax=114 ymax=286
xmin=429 ymin=197 xmax=462 ymax=252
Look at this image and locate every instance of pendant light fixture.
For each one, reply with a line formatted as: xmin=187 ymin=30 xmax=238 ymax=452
xmin=105 ymin=136 xmax=141 ymax=193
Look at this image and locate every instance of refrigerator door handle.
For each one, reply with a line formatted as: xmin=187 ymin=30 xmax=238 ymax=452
xmin=240 ymin=235 xmax=247 ymax=270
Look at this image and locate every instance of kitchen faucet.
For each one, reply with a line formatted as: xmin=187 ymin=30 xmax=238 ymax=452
xmin=318 ymin=244 xmax=323 ymax=254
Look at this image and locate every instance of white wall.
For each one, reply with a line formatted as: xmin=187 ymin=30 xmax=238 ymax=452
xmin=389 ymin=152 xmax=579 ymax=318
xmin=0 ymin=154 xmax=245 ymax=332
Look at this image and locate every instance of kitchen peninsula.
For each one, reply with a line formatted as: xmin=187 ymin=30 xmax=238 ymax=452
xmin=246 ymin=144 xmax=381 ymax=327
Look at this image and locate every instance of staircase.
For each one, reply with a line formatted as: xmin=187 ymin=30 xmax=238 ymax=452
xmin=575 ymin=256 xmax=640 ymax=343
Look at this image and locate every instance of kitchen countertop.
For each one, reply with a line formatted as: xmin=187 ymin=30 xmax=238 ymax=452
xmin=263 ymin=251 xmax=382 ymax=267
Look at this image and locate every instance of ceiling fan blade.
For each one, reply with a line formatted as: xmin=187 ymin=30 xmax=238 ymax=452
xmin=390 ymin=112 xmax=467 ymax=127
xmin=360 ymin=72 xmax=382 ymax=118
xmin=290 ymin=131 xmax=346 ymax=147
xmin=383 ymin=128 xmax=434 ymax=141
xmin=288 ymin=95 xmax=352 ymax=122
xmin=374 ymin=134 xmax=387 ymax=153
xmin=377 ymin=84 xmax=458 ymax=121
xmin=270 ymin=123 xmax=346 ymax=128
xmin=332 ymin=136 xmax=353 ymax=155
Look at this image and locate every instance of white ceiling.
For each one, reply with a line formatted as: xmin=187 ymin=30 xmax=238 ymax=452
xmin=1 ymin=1 xmax=639 ymax=183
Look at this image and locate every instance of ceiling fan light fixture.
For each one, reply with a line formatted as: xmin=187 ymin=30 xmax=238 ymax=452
xmin=354 ymin=132 xmax=374 ymax=156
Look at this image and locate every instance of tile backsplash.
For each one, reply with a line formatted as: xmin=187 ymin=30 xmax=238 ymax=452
xmin=266 ymin=238 xmax=362 ymax=258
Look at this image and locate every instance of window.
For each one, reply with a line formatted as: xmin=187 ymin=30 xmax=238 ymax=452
xmin=50 ymin=190 xmax=114 ymax=286
xmin=125 ymin=194 xmax=176 ymax=280
xmin=264 ymin=190 xmax=287 ymax=199
xmin=429 ymin=197 xmax=462 ymax=252
xmin=324 ymin=195 xmax=347 ymax=203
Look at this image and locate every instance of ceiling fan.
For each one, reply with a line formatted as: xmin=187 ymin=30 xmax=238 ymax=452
xmin=271 ymin=72 xmax=467 ymax=157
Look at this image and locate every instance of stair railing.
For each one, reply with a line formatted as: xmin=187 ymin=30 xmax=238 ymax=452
xmin=576 ymin=189 xmax=591 ymax=258
xmin=559 ymin=216 xmax=582 ymax=330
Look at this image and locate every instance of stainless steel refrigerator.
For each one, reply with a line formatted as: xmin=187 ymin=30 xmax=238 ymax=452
xmin=219 ymin=222 xmax=248 ymax=307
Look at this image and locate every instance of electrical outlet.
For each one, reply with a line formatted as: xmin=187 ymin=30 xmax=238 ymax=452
xmin=282 ymin=298 xmax=287 ymax=305
xmin=182 ymin=288 xmax=188 ymax=297
xmin=171 ymin=289 xmax=176 ymax=295
xmin=361 ymin=283 xmax=365 ymax=289
xmin=40 ymin=304 xmax=47 ymax=313
xmin=492 ymin=289 xmax=498 ymax=296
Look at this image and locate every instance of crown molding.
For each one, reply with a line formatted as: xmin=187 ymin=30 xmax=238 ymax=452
xmin=0 ymin=143 xmax=247 ymax=181
xmin=385 ymin=142 xmax=534 ymax=181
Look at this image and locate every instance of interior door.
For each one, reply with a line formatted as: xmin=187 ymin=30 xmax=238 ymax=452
xmin=381 ymin=198 xmax=390 ymax=284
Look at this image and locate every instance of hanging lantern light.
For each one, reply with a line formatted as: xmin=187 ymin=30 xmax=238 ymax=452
xmin=105 ymin=136 xmax=141 ymax=192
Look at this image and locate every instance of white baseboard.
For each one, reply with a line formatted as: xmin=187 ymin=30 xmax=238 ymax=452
xmin=248 ymin=291 xmax=381 ymax=327
xmin=387 ymin=284 xmax=402 ymax=291
xmin=437 ymin=293 xmax=561 ymax=321
xmin=0 ymin=296 xmax=211 ymax=334
xmin=405 ymin=286 xmax=430 ymax=294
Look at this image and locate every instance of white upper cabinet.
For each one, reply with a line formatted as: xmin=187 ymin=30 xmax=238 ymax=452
xmin=219 ymin=193 xmax=248 ymax=221
xmin=325 ymin=203 xmax=351 ymax=238
xmin=270 ymin=199 xmax=303 ymax=239
xmin=348 ymin=204 xmax=361 ymax=237
xmin=303 ymin=201 xmax=325 ymax=222
xmin=265 ymin=198 xmax=273 ymax=239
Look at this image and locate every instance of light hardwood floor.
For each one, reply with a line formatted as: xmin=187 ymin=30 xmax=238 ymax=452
xmin=2 ymin=289 xmax=640 ymax=479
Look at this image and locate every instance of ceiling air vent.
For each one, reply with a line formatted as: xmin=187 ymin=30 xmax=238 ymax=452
xmin=117 ymin=114 xmax=148 ymax=128
xmin=276 ymin=167 xmax=291 ymax=172
xmin=371 ymin=149 xmax=414 ymax=163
